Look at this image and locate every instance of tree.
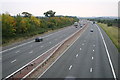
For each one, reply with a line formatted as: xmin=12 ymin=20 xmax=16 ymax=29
xmin=2 ymin=13 xmax=16 ymax=37
xmin=44 ymin=10 xmax=56 ymax=17
xmin=22 ymin=12 xmax=32 ymax=17
xmin=107 ymin=23 xmax=112 ymax=26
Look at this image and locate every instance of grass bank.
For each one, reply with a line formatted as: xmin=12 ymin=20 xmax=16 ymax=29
xmin=97 ymin=23 xmax=120 ymax=52
xmin=2 ymin=13 xmax=78 ymax=46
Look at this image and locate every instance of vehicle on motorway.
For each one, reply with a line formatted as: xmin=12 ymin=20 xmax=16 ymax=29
xmin=93 ymin=21 xmax=96 ymax=24
xmin=74 ymin=22 xmax=79 ymax=28
xmin=80 ymin=24 xmax=83 ymax=27
xmin=90 ymin=29 xmax=93 ymax=32
xmin=35 ymin=37 xmax=43 ymax=42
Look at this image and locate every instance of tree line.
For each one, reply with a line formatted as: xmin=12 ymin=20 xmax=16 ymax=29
xmin=2 ymin=11 xmax=78 ymax=44
xmin=88 ymin=18 xmax=120 ymax=27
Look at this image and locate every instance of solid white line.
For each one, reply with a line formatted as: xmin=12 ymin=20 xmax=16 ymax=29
xmin=80 ymin=48 xmax=82 ymax=50
xmin=5 ymin=40 xmax=62 ymax=79
xmin=82 ymin=43 xmax=84 ymax=45
xmin=93 ymin=45 xmax=95 ymax=47
xmin=29 ymin=50 xmax=33 ymax=54
xmin=92 ymin=57 xmax=94 ymax=60
xmin=69 ymin=65 xmax=72 ymax=70
xmin=76 ymin=54 xmax=78 ymax=58
xmin=11 ymin=59 xmax=16 ymax=63
xmin=15 ymin=51 xmax=20 ymax=53
xmin=96 ymin=24 xmax=117 ymax=80
xmin=38 ymin=26 xmax=86 ymax=78
xmin=5 ymin=25 xmax=80 ymax=79
xmin=1 ymin=28 xmax=66 ymax=54
xmin=1 ymin=40 xmax=34 ymax=54
xmin=90 ymin=68 xmax=93 ymax=72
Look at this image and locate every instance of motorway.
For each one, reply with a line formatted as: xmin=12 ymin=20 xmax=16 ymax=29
xmin=40 ymin=22 xmax=118 ymax=79
xmin=2 ymin=21 xmax=86 ymax=78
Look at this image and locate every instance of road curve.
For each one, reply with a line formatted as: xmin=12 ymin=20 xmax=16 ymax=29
xmin=2 ymin=21 xmax=87 ymax=78
xmin=39 ymin=22 xmax=118 ymax=79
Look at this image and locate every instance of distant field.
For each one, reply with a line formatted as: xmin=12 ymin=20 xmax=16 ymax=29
xmin=97 ymin=23 xmax=120 ymax=52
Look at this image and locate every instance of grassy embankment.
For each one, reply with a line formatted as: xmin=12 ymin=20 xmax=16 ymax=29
xmin=97 ymin=23 xmax=120 ymax=52
xmin=2 ymin=13 xmax=78 ymax=46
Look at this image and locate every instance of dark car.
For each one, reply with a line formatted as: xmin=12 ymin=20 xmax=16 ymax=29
xmin=93 ymin=21 xmax=95 ymax=24
xmin=80 ymin=24 xmax=83 ymax=27
xmin=35 ymin=37 xmax=43 ymax=42
xmin=90 ymin=29 xmax=93 ymax=32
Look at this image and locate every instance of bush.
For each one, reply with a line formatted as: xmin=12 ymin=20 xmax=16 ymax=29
xmin=2 ymin=13 xmax=78 ymax=44
xmin=107 ymin=23 xmax=112 ymax=26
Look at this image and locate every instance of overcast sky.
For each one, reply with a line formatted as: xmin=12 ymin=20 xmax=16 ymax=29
xmin=1 ymin=0 xmax=119 ymax=17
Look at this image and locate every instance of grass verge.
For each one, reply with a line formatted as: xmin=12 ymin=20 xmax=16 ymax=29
xmin=97 ymin=23 xmax=120 ymax=52
xmin=2 ymin=24 xmax=72 ymax=47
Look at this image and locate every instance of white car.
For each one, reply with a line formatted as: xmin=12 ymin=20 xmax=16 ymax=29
xmin=74 ymin=22 xmax=78 ymax=27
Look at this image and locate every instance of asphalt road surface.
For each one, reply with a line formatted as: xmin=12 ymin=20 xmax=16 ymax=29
xmin=2 ymin=21 xmax=87 ymax=78
xmin=40 ymin=22 xmax=118 ymax=79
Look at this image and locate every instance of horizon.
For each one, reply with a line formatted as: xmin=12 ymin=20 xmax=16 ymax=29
xmin=1 ymin=0 xmax=119 ymax=17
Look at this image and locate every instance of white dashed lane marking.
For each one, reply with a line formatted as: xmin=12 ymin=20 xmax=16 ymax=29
xmin=15 ymin=51 xmax=20 ymax=53
xmin=11 ymin=59 xmax=16 ymax=63
xmin=69 ymin=65 xmax=72 ymax=70
xmin=80 ymin=48 xmax=82 ymax=50
xmin=29 ymin=50 xmax=33 ymax=54
xmin=82 ymin=43 xmax=84 ymax=45
xmin=76 ymin=54 xmax=78 ymax=58
xmin=90 ymin=68 xmax=93 ymax=72
xmin=93 ymin=50 xmax=94 ymax=52
xmin=41 ymin=46 xmax=44 ymax=48
xmin=92 ymin=57 xmax=94 ymax=60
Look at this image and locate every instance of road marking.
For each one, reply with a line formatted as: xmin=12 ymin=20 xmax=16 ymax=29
xmin=29 ymin=50 xmax=33 ymax=54
xmin=41 ymin=46 xmax=43 ymax=48
xmin=84 ymin=40 xmax=86 ymax=42
xmin=0 ymin=28 xmax=64 ymax=54
xmin=92 ymin=57 xmax=94 ymax=60
xmin=11 ymin=59 xmax=16 ymax=63
xmin=90 ymin=68 xmax=93 ymax=72
xmin=15 ymin=51 xmax=20 ymax=53
xmin=49 ymin=42 xmax=51 ymax=44
xmin=80 ymin=48 xmax=82 ymax=50
xmin=69 ymin=65 xmax=72 ymax=70
xmin=96 ymin=24 xmax=117 ymax=80
xmin=82 ymin=43 xmax=84 ymax=45
xmin=76 ymin=54 xmax=78 ymax=58
xmin=93 ymin=45 xmax=95 ymax=47
xmin=93 ymin=50 xmax=94 ymax=52
xmin=38 ymin=26 xmax=86 ymax=78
